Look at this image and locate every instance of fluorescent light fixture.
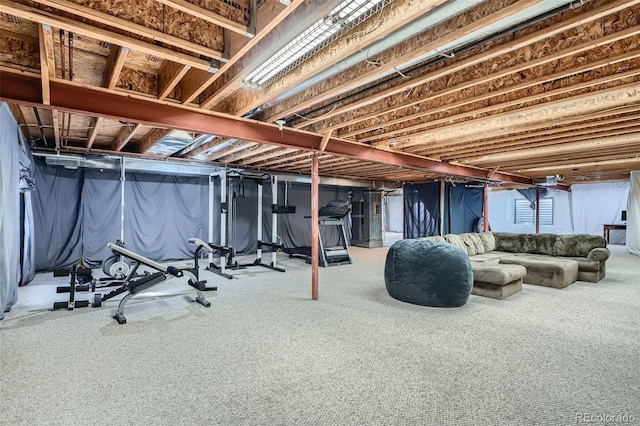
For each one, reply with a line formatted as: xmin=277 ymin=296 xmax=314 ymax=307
xmin=243 ymin=0 xmax=391 ymax=89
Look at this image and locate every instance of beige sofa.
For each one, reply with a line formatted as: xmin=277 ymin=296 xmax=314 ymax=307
xmin=423 ymin=232 xmax=610 ymax=300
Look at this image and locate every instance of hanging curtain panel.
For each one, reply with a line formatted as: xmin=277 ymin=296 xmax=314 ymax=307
xmin=403 ymin=182 xmax=441 ymax=239
xmin=124 ymin=172 xmax=208 ymax=262
xmin=32 ymin=158 xmax=85 ymax=271
xmin=627 ymin=172 xmax=640 ymax=256
xmin=0 ymin=103 xmax=24 ymax=317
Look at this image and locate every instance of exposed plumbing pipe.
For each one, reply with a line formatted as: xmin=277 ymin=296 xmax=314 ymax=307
xmin=285 ymin=0 xmax=588 ymax=125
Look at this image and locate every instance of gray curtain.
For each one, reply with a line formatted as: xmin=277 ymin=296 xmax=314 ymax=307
xmin=32 ymin=161 xmax=211 ymax=271
xmin=31 ymin=162 xmax=354 ymax=271
xmin=0 ymin=104 xmax=24 ymax=317
xmin=276 ymin=182 xmax=352 ymax=249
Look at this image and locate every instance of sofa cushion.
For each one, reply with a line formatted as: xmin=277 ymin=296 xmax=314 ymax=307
xmin=587 ymin=247 xmax=610 ymax=262
xmin=494 ymin=232 xmax=556 ymax=255
xmin=468 ymin=233 xmax=485 ymax=254
xmin=555 ymin=234 xmax=607 ymax=257
xmin=477 ymin=232 xmax=496 ymax=252
xmin=564 ymin=257 xmax=600 ymax=272
xmin=460 ymin=233 xmax=478 ymax=256
xmin=444 ymin=234 xmax=468 ymax=255
xmin=499 ymin=255 xmax=578 ymax=288
xmin=470 ymin=251 xmax=515 ymax=263
xmin=472 ymin=263 xmax=527 ymax=286
xmin=420 ymin=235 xmax=446 ymax=243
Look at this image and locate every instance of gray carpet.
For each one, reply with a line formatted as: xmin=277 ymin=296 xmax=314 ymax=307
xmin=1 ymin=246 xmax=638 ymax=426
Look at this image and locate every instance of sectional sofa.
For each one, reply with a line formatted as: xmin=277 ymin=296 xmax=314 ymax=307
xmin=422 ymin=232 xmax=610 ymax=300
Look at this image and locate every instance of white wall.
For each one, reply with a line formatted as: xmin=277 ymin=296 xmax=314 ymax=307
xmin=488 ymin=183 xmax=631 ymax=240
xmin=384 ymin=194 xmax=403 ymax=233
xmin=488 ymin=188 xmax=573 ymax=234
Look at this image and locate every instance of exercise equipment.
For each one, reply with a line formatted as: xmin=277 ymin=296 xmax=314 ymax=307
xmin=101 ymin=239 xmax=132 ymax=279
xmin=188 ymin=238 xmax=222 ymax=286
xmin=52 ymin=264 xmax=95 ymax=310
xmin=227 ymin=173 xmax=287 ymax=273
xmin=94 ymin=242 xmax=216 ymax=324
xmin=284 ymin=200 xmax=352 ymax=267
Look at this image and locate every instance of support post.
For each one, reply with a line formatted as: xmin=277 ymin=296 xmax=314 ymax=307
xmin=483 ymin=182 xmax=490 ymax=232
xmin=439 ymin=179 xmax=445 ymax=236
xmin=535 ymin=187 xmax=540 ymax=234
xmin=271 ymin=175 xmax=278 ymax=267
xmin=120 ymin=157 xmax=125 ymax=241
xmin=311 ymin=153 xmax=319 ymax=300
xmin=257 ymin=180 xmax=263 ymax=261
xmin=208 ymin=174 xmax=215 ymax=266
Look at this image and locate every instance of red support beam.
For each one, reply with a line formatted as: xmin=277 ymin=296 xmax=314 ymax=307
xmin=0 ymin=70 xmax=533 ymax=185
xmin=535 ymin=187 xmax=541 ymax=234
xmin=311 ymin=153 xmax=319 ymax=301
xmin=483 ymin=183 xmax=490 ymax=232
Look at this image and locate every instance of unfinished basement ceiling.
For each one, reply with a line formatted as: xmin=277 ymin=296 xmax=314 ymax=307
xmin=1 ymin=0 xmax=639 ymax=187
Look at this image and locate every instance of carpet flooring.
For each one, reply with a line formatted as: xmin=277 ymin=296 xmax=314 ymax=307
xmin=1 ymin=245 xmax=638 ymax=426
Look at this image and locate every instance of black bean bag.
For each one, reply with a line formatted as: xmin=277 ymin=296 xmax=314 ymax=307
xmin=384 ymin=239 xmax=473 ymax=307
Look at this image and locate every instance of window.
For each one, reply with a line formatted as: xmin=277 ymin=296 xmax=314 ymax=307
xmin=514 ymin=198 xmax=553 ymax=225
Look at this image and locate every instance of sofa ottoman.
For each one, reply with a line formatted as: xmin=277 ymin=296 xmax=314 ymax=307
xmin=471 ymin=263 xmax=527 ymax=300
xmin=499 ymin=255 xmax=579 ymax=289
xmin=385 ymin=239 xmax=473 ymax=307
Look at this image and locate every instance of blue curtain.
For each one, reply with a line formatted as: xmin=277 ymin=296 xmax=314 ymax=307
xmin=445 ymin=185 xmax=484 ymax=234
xmin=403 ymin=182 xmax=441 ymax=238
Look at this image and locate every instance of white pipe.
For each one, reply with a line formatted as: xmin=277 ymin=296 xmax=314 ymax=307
xmin=207 ymin=171 xmax=227 ymax=268
xmin=257 ymin=181 xmax=263 ymax=260
xmin=120 ymin=158 xmax=125 ymax=242
xmin=271 ymin=175 xmax=278 ymax=266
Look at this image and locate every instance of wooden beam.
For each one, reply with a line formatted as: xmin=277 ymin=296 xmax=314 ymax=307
xmin=218 ymin=0 xmax=451 ymax=116
xmin=154 ymin=0 xmax=252 ymax=37
xmin=158 ymin=62 xmax=190 ymax=100
xmin=354 ymin=29 xmax=640 ymax=142
xmin=318 ymin=130 xmax=332 ymax=152
xmin=28 ymin=0 xmax=223 ymax=60
xmin=85 ymin=45 xmax=129 ymax=148
xmin=138 ymin=128 xmax=173 ymax=153
xmin=205 ymin=141 xmax=252 ymax=162
xmin=85 ymin=116 xmax=102 ymax=149
xmin=0 ymin=69 xmax=533 ymax=185
xmin=102 ymin=45 xmax=129 ymax=90
xmin=295 ymin=0 xmax=640 ymax=133
xmin=0 ymin=1 xmax=214 ymax=71
xmin=242 ymin=148 xmax=297 ymax=165
xmin=185 ymin=137 xmax=227 ymax=158
xmin=441 ymin=123 xmax=640 ymax=161
xmin=372 ymin=69 xmax=640 ymax=147
xmin=38 ymin=24 xmax=54 ymax=104
xmin=111 ymin=123 xmax=142 ymax=151
xmin=267 ymin=0 xmax=542 ymax=123
xmin=38 ymin=23 xmax=60 ymax=149
xmin=426 ymin=111 xmax=640 ymax=158
xmin=198 ymin=0 xmax=336 ymax=109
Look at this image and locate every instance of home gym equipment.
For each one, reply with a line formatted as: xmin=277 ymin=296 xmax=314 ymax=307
xmin=226 ymin=173 xmax=287 ymax=273
xmin=52 ymin=264 xmax=95 ymax=310
xmin=93 ymin=242 xmax=216 ymax=324
xmin=284 ymin=200 xmax=352 ymax=267
xmin=205 ymin=171 xmax=235 ymax=279
xmin=188 ymin=237 xmax=222 ymax=287
xmin=101 ymin=239 xmax=133 ymax=279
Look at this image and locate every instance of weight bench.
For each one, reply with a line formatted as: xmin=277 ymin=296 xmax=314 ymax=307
xmin=98 ymin=243 xmax=214 ymax=324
